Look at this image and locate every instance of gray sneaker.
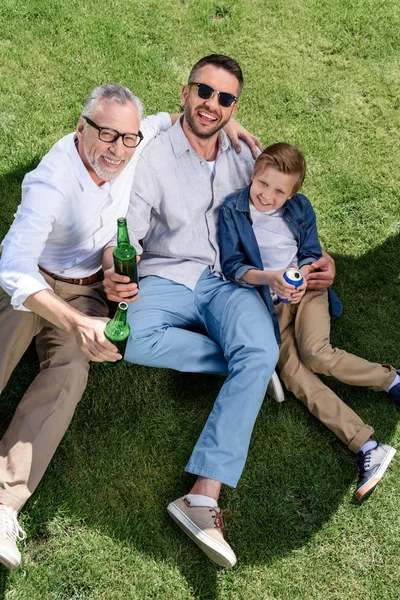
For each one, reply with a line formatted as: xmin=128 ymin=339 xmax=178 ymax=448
xmin=267 ymin=371 xmax=285 ymax=403
xmin=167 ymin=497 xmax=236 ymax=567
xmin=0 ymin=505 xmax=26 ymax=569
xmin=354 ymin=443 xmax=396 ymax=502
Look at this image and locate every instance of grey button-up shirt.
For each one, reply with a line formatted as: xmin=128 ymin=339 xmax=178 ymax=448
xmin=123 ymin=118 xmax=255 ymax=289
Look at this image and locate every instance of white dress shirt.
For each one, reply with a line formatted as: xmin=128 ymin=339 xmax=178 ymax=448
xmin=0 ymin=112 xmax=171 ymax=311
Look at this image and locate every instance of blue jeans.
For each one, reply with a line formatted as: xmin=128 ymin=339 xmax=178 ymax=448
xmin=125 ymin=268 xmax=279 ymax=487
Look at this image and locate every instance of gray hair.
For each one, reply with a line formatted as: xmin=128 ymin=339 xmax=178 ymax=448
xmin=81 ymin=83 xmax=143 ymax=122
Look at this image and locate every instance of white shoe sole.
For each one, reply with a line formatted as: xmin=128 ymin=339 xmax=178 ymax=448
xmin=267 ymin=371 xmax=285 ymax=403
xmin=355 ymin=446 xmax=396 ymax=501
xmin=167 ymin=503 xmax=237 ymax=568
xmin=0 ymin=546 xmax=20 ymax=570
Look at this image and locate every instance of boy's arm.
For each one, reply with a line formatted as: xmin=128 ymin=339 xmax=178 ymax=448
xmin=296 ymin=196 xmax=323 ymax=269
xmin=219 ymin=205 xmax=297 ymax=302
xmin=295 ymin=196 xmax=336 ymax=289
xmin=241 ymin=268 xmax=294 ymax=301
xmin=219 ymin=205 xmax=259 ymax=285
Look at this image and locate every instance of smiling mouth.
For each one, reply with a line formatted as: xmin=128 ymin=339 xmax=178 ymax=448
xmin=197 ymin=109 xmax=218 ymax=123
xmin=258 ymin=196 xmax=271 ymax=205
xmin=102 ymin=155 xmax=124 ymax=167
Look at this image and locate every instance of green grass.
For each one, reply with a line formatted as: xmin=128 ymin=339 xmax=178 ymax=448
xmin=0 ymin=0 xmax=399 ymax=598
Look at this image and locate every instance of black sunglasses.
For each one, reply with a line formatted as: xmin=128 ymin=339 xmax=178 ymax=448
xmin=188 ymin=82 xmax=238 ymax=108
xmin=83 ymin=116 xmax=143 ymax=148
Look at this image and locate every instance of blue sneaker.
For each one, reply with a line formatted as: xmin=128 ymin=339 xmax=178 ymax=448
xmin=354 ymin=443 xmax=396 ymax=502
xmin=387 ymin=369 xmax=400 ymax=407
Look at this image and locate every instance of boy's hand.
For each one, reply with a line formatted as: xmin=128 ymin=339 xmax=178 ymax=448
xmin=290 ymin=279 xmax=307 ymax=304
xmin=268 ymin=269 xmax=295 ymax=301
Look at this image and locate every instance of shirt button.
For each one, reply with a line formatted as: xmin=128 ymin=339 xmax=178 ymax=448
xmin=200 ymin=161 xmax=205 ymax=166
xmin=208 ymin=212 xmax=212 ymax=217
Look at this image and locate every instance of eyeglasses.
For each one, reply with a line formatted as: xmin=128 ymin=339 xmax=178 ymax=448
xmin=188 ymin=82 xmax=238 ymax=108
xmin=83 ymin=116 xmax=144 ymax=148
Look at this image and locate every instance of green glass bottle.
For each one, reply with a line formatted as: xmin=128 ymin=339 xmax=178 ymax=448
xmin=113 ymin=217 xmax=138 ymax=285
xmin=104 ymin=302 xmax=130 ymax=366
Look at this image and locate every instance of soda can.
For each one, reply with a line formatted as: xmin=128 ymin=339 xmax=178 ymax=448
xmin=278 ymin=267 xmax=303 ymax=304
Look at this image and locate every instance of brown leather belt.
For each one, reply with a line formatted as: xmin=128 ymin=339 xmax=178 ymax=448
xmin=39 ymin=266 xmax=101 ymax=286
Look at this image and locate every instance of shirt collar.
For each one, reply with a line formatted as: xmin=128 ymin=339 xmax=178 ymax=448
xmin=170 ymin=116 xmax=231 ymax=159
xmin=235 ymin=184 xmax=252 ymax=212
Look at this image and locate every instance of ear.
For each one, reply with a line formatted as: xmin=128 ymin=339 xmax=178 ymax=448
xmin=230 ymin=101 xmax=239 ymax=118
xmin=181 ymin=85 xmax=189 ymax=106
xmin=76 ymin=116 xmax=85 ymax=139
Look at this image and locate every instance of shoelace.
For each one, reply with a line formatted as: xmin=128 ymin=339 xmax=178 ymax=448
xmin=210 ymin=508 xmax=232 ymax=533
xmin=356 ymin=449 xmax=372 ymax=474
xmin=0 ymin=505 xmax=26 ymax=543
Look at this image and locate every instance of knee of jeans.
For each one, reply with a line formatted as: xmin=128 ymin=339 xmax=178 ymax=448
xmin=251 ymin=340 xmax=280 ymax=374
xmin=299 ymin=344 xmax=333 ymax=374
xmin=124 ymin=327 xmax=165 ymax=364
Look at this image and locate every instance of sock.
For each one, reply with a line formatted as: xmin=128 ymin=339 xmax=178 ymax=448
xmin=386 ymin=374 xmax=400 ymax=392
xmin=185 ymin=494 xmax=218 ymax=507
xmin=360 ymin=439 xmax=378 ymax=454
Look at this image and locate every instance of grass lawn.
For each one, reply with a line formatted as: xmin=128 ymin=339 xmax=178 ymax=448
xmin=0 ymin=0 xmax=399 ymax=598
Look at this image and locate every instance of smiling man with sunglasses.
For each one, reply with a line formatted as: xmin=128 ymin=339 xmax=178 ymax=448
xmin=102 ymin=55 xmax=283 ymax=568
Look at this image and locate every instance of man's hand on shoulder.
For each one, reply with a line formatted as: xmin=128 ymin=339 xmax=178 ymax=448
xmin=305 ymin=252 xmax=336 ymax=290
xmin=223 ymin=118 xmax=262 ymax=159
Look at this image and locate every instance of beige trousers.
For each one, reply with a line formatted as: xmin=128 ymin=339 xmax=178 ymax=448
xmin=0 ymin=272 xmax=108 ymax=511
xmin=276 ymin=289 xmax=396 ymax=453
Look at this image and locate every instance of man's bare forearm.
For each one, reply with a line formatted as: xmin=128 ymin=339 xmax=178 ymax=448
xmin=24 ymin=288 xmax=120 ymax=362
xmin=24 ymin=289 xmax=86 ymax=332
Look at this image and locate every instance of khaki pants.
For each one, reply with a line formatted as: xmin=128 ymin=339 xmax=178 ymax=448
xmin=276 ymin=289 xmax=396 ymax=453
xmin=0 ymin=272 xmax=108 ymax=511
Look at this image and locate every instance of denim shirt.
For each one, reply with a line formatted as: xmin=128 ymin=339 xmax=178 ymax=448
xmin=219 ymin=184 xmax=343 ymax=344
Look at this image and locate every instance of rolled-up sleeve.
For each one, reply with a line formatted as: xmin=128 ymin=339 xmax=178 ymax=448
xmin=297 ymin=198 xmax=322 ymax=268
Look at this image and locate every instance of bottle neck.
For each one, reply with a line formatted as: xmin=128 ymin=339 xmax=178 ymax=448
xmin=117 ymin=222 xmax=131 ymax=246
xmin=112 ymin=303 xmax=128 ymax=326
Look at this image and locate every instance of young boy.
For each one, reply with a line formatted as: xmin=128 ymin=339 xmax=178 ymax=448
xmin=219 ymin=142 xmax=400 ymax=502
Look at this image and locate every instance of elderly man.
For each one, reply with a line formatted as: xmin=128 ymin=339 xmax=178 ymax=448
xmin=0 ymin=83 xmax=178 ymax=569
xmin=103 ymin=55 xmax=336 ymax=568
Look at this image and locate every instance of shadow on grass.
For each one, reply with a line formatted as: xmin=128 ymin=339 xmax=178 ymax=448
xmin=0 ymin=205 xmax=398 ymax=597
xmin=0 ymin=571 xmax=8 ymax=599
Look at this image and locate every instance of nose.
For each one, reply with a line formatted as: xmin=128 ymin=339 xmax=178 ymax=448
xmin=262 ymin=190 xmax=273 ymax=202
xmin=204 ymin=92 xmax=220 ymax=111
xmin=109 ymin=135 xmax=125 ymax=154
